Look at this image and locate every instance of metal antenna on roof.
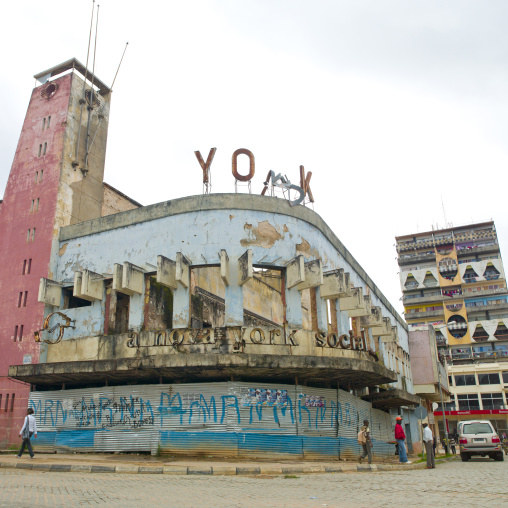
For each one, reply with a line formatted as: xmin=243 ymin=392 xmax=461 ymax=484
xmin=72 ymin=0 xmax=95 ymax=170
xmin=83 ymin=4 xmax=100 ymax=177
xmin=441 ymin=195 xmax=448 ymax=228
xmin=111 ymin=42 xmax=129 ymax=91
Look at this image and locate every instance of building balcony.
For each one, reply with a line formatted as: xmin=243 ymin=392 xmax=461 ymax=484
xmin=406 ymin=309 xmax=444 ymax=320
xmin=463 ymin=287 xmax=508 ymax=298
xmin=467 ymin=302 xmax=508 ymax=314
xmin=403 ymin=294 xmax=443 ymax=305
xmin=456 ymin=244 xmax=500 ymax=257
xmin=448 ymin=350 xmax=508 ymax=365
xmin=398 ymin=252 xmax=436 ymax=266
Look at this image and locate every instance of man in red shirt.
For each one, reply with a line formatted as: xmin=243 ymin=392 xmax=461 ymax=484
xmin=395 ymin=416 xmax=411 ymax=463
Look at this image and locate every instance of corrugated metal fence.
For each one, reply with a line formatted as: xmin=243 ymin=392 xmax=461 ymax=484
xmin=29 ymin=382 xmax=397 ymax=460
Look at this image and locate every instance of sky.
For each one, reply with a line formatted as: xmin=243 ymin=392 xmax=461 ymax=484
xmin=1 ymin=0 xmax=507 ymax=316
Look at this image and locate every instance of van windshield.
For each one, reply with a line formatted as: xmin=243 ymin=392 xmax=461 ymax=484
xmin=463 ymin=423 xmax=492 ymax=435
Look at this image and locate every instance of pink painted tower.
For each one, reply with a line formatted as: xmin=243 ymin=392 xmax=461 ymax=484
xmin=0 ymin=60 xmax=111 ymax=446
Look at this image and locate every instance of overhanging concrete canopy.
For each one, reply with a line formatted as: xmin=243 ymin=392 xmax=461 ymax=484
xmin=9 ymin=354 xmax=397 ymax=390
xmin=363 ymin=388 xmax=420 ymax=409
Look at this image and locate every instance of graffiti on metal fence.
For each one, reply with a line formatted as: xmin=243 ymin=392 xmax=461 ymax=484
xmin=29 ymin=390 xmax=359 ymax=431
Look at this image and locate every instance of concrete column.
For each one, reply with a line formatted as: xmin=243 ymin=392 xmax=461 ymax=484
xmin=129 ymin=293 xmax=145 ymax=331
xmin=285 ymin=286 xmax=303 ymax=329
xmin=314 ymin=287 xmax=328 ymax=332
xmin=364 ymin=327 xmax=375 ymax=351
xmin=336 ymin=299 xmax=350 ymax=335
xmin=172 ymin=287 xmax=190 ymax=328
xmin=225 ymin=258 xmax=244 ymax=326
xmin=330 ymin=298 xmax=338 ymax=333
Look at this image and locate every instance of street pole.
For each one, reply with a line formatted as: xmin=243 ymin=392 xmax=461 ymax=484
xmin=432 ymin=328 xmax=449 ymax=453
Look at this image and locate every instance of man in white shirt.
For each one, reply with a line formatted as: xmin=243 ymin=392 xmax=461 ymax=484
xmin=422 ymin=423 xmax=435 ymax=469
xmin=17 ymin=408 xmax=37 ymax=459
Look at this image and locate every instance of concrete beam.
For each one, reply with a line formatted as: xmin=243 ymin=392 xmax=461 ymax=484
xmin=296 ymin=259 xmax=323 ymax=291
xmin=220 ymin=249 xmax=229 ymax=286
xmin=113 ymin=262 xmax=144 ymax=295
xmin=80 ymin=270 xmax=105 ymax=301
xmin=238 ymin=249 xmax=253 ymax=286
xmin=358 ymin=306 xmax=383 ymax=328
xmin=339 ymin=288 xmax=371 ymax=317
xmin=38 ymin=278 xmax=62 ymax=307
xmin=176 ymin=253 xmax=190 ymax=288
xmin=286 ymin=255 xmax=305 ymax=289
xmin=320 ymin=269 xmax=351 ymax=299
xmin=372 ymin=317 xmax=394 ymax=337
xmin=157 ymin=255 xmax=177 ymax=289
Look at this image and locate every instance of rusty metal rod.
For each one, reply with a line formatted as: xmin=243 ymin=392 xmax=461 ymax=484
xmin=84 ymin=4 xmax=100 ymax=176
xmin=74 ymin=0 xmax=95 ymax=166
xmin=111 ymin=42 xmax=129 ymax=91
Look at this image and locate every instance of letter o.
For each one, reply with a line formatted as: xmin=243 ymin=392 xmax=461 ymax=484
xmin=250 ymin=328 xmax=265 ymax=344
xmin=232 ymin=148 xmax=255 ymax=182
xmin=169 ymin=329 xmax=185 ymax=345
xmin=327 ymin=333 xmax=339 ymax=348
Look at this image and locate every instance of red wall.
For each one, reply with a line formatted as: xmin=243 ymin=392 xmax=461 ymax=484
xmin=0 ymin=74 xmax=72 ymax=446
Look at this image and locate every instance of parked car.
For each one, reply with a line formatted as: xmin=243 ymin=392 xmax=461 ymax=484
xmin=458 ymin=420 xmax=504 ymax=462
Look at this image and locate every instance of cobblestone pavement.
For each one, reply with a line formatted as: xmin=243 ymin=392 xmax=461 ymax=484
xmin=0 ymin=458 xmax=506 ymax=508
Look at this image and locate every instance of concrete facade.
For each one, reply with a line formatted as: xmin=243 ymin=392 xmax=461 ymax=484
xmin=396 ymin=223 xmax=508 ymax=438
xmin=0 ymin=63 xmax=111 ymax=447
xmin=2 ymin=59 xmax=418 ymax=456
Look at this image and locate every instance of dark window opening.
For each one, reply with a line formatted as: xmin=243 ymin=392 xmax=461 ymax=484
xmin=457 ymin=394 xmax=480 ymax=411
xmin=112 ymin=292 xmax=130 ymax=334
xmin=19 ymin=325 xmax=23 ymax=341
xmin=13 ymin=325 xmax=18 ymax=342
xmin=10 ymin=393 xmax=15 ymax=412
xmin=144 ymin=276 xmax=172 ymax=331
xmin=62 ymin=287 xmax=92 ymax=309
xmin=478 ymin=373 xmax=500 ymax=385
xmin=22 ymin=260 xmax=27 ymax=275
xmin=454 ymin=374 xmax=476 ymax=386
xmin=4 ymin=394 xmax=9 ymax=411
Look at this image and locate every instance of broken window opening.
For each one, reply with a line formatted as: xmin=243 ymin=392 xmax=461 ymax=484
xmin=107 ymin=289 xmax=130 ymax=334
xmin=144 ymin=276 xmax=173 ymax=331
xmin=190 ymin=265 xmax=225 ymax=329
xmin=62 ymin=287 xmax=92 ymax=309
xmin=243 ymin=266 xmax=284 ymax=328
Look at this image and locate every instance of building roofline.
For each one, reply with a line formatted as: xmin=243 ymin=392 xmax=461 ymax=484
xmin=58 ymin=193 xmax=408 ymax=330
xmin=34 ymin=58 xmax=111 ymax=95
xmin=395 ymin=220 xmax=495 ymax=242
xmin=103 ymin=182 xmax=142 ymax=207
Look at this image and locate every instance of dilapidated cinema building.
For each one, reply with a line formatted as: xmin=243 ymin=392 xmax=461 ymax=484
xmin=2 ymin=60 xmax=419 ymax=459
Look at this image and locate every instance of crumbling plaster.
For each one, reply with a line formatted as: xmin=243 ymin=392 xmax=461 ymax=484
xmin=55 ymin=194 xmax=409 ymax=353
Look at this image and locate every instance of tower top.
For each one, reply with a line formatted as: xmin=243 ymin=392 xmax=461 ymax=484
xmin=33 ymin=58 xmax=111 ymax=96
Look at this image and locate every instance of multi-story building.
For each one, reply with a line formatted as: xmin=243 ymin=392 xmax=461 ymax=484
xmin=396 ymin=222 xmax=508 ymax=437
xmin=1 ymin=58 xmax=421 ymax=458
xmin=0 ymin=59 xmax=139 ymax=447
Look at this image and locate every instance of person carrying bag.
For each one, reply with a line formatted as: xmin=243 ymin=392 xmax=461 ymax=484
xmin=17 ymin=408 xmax=37 ymax=459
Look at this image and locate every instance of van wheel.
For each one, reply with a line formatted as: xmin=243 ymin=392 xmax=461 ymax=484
xmin=461 ymin=453 xmax=470 ymax=462
xmin=494 ymin=452 xmax=504 ymax=461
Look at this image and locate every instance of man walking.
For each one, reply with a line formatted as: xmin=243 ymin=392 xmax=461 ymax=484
xmin=359 ymin=419 xmax=373 ymax=464
xmin=422 ymin=423 xmax=435 ymax=469
xmin=395 ymin=416 xmax=411 ymax=463
xmin=17 ymin=408 xmax=37 ymax=459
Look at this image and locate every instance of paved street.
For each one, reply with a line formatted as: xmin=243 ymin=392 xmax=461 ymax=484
xmin=0 ymin=458 xmax=506 ymax=508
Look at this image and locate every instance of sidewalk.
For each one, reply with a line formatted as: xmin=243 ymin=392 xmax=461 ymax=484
xmin=0 ymin=451 xmax=456 ymax=475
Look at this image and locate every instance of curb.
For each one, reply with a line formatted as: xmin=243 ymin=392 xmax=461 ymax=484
xmin=0 ymin=461 xmax=427 ymax=475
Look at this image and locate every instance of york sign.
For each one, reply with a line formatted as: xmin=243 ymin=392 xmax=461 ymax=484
xmin=194 ymin=148 xmax=314 ymax=206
